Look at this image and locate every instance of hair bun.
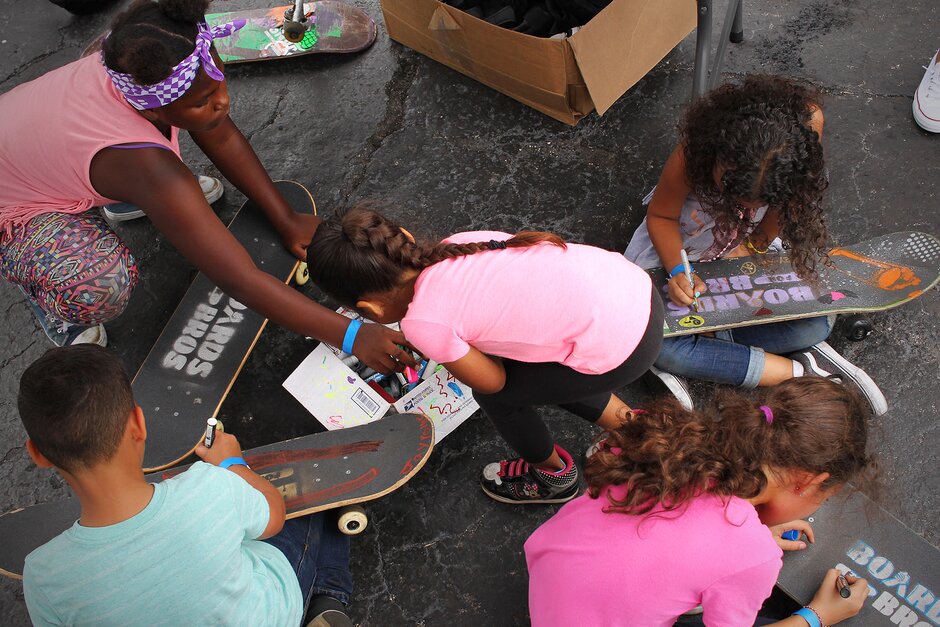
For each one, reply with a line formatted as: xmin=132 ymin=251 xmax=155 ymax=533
xmin=159 ymin=0 xmax=212 ymax=23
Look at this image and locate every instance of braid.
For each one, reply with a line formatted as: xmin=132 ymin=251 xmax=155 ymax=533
xmin=307 ymin=204 xmax=566 ymax=308
xmin=102 ymin=0 xmax=211 ymax=85
xmin=416 ymin=232 xmax=565 ymax=267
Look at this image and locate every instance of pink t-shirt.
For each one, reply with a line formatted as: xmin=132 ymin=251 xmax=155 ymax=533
xmin=400 ymin=231 xmax=654 ymax=375
xmin=0 ymin=55 xmax=181 ymax=235
xmin=525 ymin=488 xmax=782 ymax=627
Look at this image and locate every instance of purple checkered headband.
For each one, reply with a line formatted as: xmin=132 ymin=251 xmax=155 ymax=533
xmin=103 ymin=19 xmax=246 ymax=111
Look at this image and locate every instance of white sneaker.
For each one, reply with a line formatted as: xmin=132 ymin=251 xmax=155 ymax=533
xmin=646 ymin=366 xmax=694 ymax=410
xmin=102 ymin=175 xmax=223 ymax=222
xmin=198 ymin=175 xmax=224 ymax=204
xmin=913 ymin=49 xmax=940 ymax=133
xmin=789 ymin=341 xmax=888 ymax=416
xmin=19 ymin=287 xmax=108 ymax=347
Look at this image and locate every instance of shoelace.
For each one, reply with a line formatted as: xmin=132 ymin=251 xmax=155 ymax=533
xmin=924 ymin=57 xmax=940 ymax=98
xmin=498 ymin=458 xmax=530 ymax=478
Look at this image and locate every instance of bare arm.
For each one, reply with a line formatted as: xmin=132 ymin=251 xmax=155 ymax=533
xmin=646 ymin=146 xmax=706 ymax=305
xmin=195 ymin=432 xmax=285 ymax=539
xmin=89 ymin=146 xmax=414 ymax=373
xmin=190 ymin=116 xmax=317 ymax=260
xmin=646 ymin=145 xmax=693 ymax=272
xmin=442 ymin=347 xmax=506 ymax=395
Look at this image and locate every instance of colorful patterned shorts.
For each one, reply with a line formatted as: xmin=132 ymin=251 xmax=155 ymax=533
xmin=0 ymin=212 xmax=139 ymax=325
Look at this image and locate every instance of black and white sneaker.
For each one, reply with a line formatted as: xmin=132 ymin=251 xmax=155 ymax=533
xmin=20 ymin=287 xmax=107 ymax=347
xmin=789 ymin=341 xmax=888 ymax=416
xmin=480 ymin=445 xmax=579 ymax=505
xmin=645 ymin=366 xmax=693 ymax=410
xmin=305 ymin=596 xmax=353 ymax=627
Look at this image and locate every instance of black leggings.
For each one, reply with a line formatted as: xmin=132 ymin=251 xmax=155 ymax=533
xmin=474 ymin=286 xmax=664 ymax=463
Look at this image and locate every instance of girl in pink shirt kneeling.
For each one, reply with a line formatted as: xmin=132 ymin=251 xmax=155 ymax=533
xmin=0 ymin=0 xmax=408 ymax=373
xmin=307 ymin=205 xmax=663 ymax=505
xmin=525 ymin=376 xmax=873 ymax=626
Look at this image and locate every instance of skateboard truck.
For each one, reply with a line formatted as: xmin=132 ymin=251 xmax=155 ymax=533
xmin=283 ymin=0 xmax=310 ymax=43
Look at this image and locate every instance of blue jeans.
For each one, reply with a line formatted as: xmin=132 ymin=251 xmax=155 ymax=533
xmin=656 ymin=316 xmax=834 ymax=388
xmin=264 ymin=512 xmax=353 ymax=610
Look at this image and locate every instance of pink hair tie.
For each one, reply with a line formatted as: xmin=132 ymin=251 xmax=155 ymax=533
xmin=759 ymin=405 xmax=774 ymax=424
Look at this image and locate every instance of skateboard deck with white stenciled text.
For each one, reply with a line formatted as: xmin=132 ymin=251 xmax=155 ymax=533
xmin=0 ymin=413 xmax=434 ymax=580
xmin=776 ymin=490 xmax=940 ymax=625
xmin=647 ymin=232 xmax=940 ymax=337
xmin=135 ymin=180 xmax=314 ymax=472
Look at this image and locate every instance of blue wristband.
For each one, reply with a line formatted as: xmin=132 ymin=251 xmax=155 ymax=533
xmin=669 ymin=263 xmax=687 ymax=278
xmin=219 ymin=457 xmax=250 ymax=470
xmin=793 ymin=607 xmax=822 ymax=627
xmin=342 ymin=319 xmax=362 ymax=354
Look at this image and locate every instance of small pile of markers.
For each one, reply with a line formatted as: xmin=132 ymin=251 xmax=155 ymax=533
xmin=340 ymin=350 xmax=441 ymax=404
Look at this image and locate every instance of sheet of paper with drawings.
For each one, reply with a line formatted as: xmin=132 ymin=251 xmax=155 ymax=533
xmin=283 ymin=343 xmax=390 ymax=429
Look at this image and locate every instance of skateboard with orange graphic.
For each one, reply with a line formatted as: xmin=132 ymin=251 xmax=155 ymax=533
xmin=0 ymin=413 xmax=434 ymax=580
xmin=648 ymin=232 xmax=940 ymax=339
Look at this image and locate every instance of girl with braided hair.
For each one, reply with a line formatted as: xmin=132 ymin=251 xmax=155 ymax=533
xmin=625 ymin=75 xmax=887 ymax=416
xmin=307 ymin=205 xmax=664 ymax=504
xmin=0 ymin=0 xmax=412 ymax=378
xmin=526 ymin=376 xmax=874 ymax=626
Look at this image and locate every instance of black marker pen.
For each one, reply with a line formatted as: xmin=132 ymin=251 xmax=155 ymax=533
xmin=204 ymin=417 xmax=217 ymax=448
xmin=836 ymin=573 xmax=851 ymax=598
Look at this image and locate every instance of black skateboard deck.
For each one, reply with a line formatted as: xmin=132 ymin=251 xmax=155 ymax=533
xmin=649 ymin=231 xmax=940 ymax=337
xmin=136 ymin=180 xmax=314 ymax=471
xmin=0 ymin=413 xmax=434 ymax=580
xmin=777 ymin=491 xmax=939 ymax=625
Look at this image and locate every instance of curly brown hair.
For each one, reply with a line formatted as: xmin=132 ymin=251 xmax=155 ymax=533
xmin=103 ymin=0 xmax=212 ymax=86
xmin=585 ymin=377 xmax=874 ymax=516
xmin=682 ymin=74 xmax=828 ymax=279
xmin=307 ymin=203 xmax=565 ymax=307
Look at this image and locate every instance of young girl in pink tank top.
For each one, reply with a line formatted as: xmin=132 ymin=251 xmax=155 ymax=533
xmin=0 ymin=0 xmax=411 ymax=375
xmin=306 ymin=204 xmax=663 ymax=505
xmin=526 ymin=377 xmax=873 ymax=626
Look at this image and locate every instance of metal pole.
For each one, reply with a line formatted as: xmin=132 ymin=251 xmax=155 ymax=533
xmin=692 ymin=0 xmax=712 ymax=100
xmin=731 ymin=0 xmax=744 ymax=43
xmin=707 ymin=0 xmax=742 ymax=91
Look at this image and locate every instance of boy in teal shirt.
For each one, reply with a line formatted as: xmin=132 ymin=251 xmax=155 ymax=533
xmin=18 ymin=346 xmax=354 ymax=626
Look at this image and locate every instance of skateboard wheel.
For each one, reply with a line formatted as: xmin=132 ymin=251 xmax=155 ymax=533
xmin=842 ymin=314 xmax=873 ymax=341
xmin=338 ymin=505 xmax=367 ymax=535
xmin=283 ymin=20 xmax=307 ymax=43
xmin=294 ymin=262 xmax=309 ymax=285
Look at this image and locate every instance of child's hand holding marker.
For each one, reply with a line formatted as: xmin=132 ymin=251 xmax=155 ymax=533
xmin=667 ymin=252 xmax=706 ymax=308
xmin=769 ymin=520 xmax=815 ymax=550
xmin=195 ymin=431 xmax=245 ymax=468
xmin=806 ymin=569 xmax=868 ymax=625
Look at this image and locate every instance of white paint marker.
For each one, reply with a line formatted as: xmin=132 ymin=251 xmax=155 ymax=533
xmin=680 ymin=249 xmax=700 ymax=312
xmin=204 ymin=417 xmax=218 ymax=448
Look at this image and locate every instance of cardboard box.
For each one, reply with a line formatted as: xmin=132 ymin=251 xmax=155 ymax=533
xmin=379 ymin=0 xmax=696 ymax=124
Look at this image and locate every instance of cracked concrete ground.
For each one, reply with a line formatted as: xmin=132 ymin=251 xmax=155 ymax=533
xmin=1 ymin=0 xmax=938 ymax=624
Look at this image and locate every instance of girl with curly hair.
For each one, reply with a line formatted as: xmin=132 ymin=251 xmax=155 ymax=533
xmin=526 ymin=377 xmax=874 ymax=626
xmin=306 ymin=204 xmax=663 ymax=505
xmin=625 ymin=75 xmax=886 ymax=415
xmin=0 ymin=0 xmax=411 ymax=376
